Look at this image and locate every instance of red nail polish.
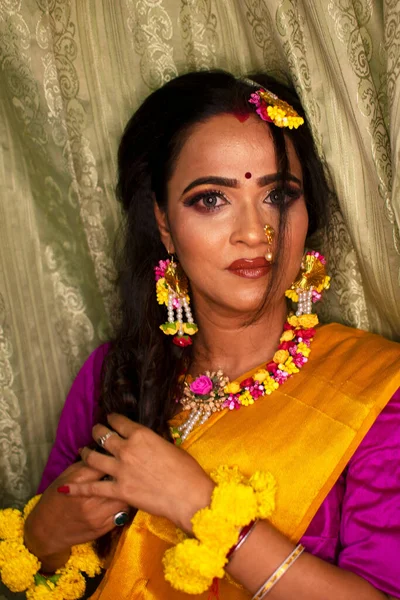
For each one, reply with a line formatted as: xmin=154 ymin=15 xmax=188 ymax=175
xmin=57 ymin=485 xmax=70 ymax=494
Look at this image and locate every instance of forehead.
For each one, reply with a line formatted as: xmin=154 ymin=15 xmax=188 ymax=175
xmin=169 ymin=113 xmax=302 ymax=187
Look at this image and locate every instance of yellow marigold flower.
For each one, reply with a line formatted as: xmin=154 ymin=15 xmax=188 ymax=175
xmin=238 ymin=390 xmax=254 ymax=407
xmin=223 ymin=381 xmax=240 ymax=394
xmin=280 ymin=357 xmax=299 ymax=375
xmin=297 ymin=342 xmax=310 ymax=357
xmin=0 ymin=550 xmax=39 ymax=592
xmin=255 ymin=489 xmax=276 ymax=519
xmin=249 ymin=471 xmax=276 ymax=493
xmin=273 ymin=349 xmax=289 ymax=364
xmin=55 ymin=568 xmax=86 ymax=600
xmin=263 ymin=376 xmax=280 ymax=394
xmin=23 ymin=496 xmax=41 ymax=521
xmin=280 ymin=329 xmax=295 ymax=342
xmin=284 ymin=289 xmax=298 ymax=302
xmin=156 ymin=278 xmax=169 ymax=305
xmin=0 ymin=508 xmax=24 ymax=540
xmin=211 ymin=482 xmax=257 ymax=527
xmin=163 ymin=539 xmax=225 ymax=593
xmin=26 ymin=583 xmax=62 ymax=600
xmin=287 ymin=315 xmax=299 ymax=327
xmin=210 ymin=464 xmax=245 ymax=485
xmin=192 ymin=508 xmax=238 ymax=549
xmin=254 ymin=369 xmax=269 ymax=382
xmin=297 ymin=314 xmax=319 ymax=328
xmin=67 ymin=543 xmax=103 ymax=577
xmin=0 ymin=541 xmax=7 ymax=567
xmin=249 ymin=472 xmax=277 ymax=519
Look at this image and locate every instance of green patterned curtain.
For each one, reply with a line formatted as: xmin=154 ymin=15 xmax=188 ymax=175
xmin=1 ymin=0 xmax=399 ymax=512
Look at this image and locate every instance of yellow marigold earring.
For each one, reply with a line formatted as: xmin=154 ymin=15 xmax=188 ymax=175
xmin=285 ymin=251 xmax=330 ymax=316
xmin=154 ymin=256 xmax=198 ymax=347
xmin=264 ymin=224 xmax=275 ymax=262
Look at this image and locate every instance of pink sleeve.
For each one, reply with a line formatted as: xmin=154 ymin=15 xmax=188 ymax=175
xmin=337 ymin=387 xmax=400 ymax=598
xmin=37 ymin=344 xmax=110 ymax=492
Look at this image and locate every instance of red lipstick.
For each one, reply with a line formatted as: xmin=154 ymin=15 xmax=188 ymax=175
xmin=227 ymin=257 xmax=271 ymax=279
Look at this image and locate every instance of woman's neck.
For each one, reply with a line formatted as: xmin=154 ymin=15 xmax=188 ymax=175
xmin=189 ymin=300 xmax=288 ymax=381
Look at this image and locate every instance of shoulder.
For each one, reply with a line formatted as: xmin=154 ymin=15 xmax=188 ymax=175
xmin=338 ymin=388 xmax=400 ymax=594
xmin=318 ymin=322 xmax=400 ymax=353
xmin=348 ymin=386 xmax=400 ymax=464
xmin=72 ymin=342 xmax=111 ymax=394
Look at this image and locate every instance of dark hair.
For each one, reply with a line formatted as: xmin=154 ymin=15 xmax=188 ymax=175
xmin=96 ymin=70 xmax=330 ymax=554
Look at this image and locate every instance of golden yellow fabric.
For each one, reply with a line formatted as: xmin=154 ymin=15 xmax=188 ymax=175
xmin=89 ymin=323 xmax=400 ymax=600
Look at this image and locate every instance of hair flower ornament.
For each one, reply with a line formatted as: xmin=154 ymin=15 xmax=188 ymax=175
xmin=248 ymin=89 xmax=304 ymax=129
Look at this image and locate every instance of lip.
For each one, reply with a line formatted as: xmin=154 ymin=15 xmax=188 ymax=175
xmin=227 ymin=257 xmax=271 ymax=279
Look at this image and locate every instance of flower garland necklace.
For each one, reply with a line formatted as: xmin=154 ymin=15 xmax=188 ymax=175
xmin=171 ymin=311 xmax=320 ymax=445
xmin=155 ymin=250 xmax=330 ymax=444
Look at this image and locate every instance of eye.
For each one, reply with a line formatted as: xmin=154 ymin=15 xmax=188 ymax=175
xmin=201 ymin=193 xmax=224 ymax=209
xmin=183 ymin=190 xmax=228 ymax=212
xmin=265 ymin=186 xmax=302 ymax=206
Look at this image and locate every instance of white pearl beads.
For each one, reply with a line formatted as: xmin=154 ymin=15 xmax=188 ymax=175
xmin=296 ymin=288 xmax=313 ymax=316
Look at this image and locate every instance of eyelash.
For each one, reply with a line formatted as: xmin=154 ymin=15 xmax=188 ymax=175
xmin=183 ymin=186 xmax=302 ymax=212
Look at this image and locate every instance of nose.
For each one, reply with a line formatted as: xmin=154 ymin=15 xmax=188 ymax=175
xmin=230 ymin=203 xmax=272 ymax=249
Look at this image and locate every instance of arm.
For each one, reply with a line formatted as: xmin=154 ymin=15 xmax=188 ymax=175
xmin=68 ymin=399 xmax=400 ymax=599
xmin=38 ymin=343 xmax=109 ymax=492
xmin=229 ymin=389 xmax=400 ymax=599
xmin=26 ymin=344 xmax=128 ymax=572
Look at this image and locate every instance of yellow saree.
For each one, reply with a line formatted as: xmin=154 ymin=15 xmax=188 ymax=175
xmin=90 ymin=323 xmax=400 ymax=599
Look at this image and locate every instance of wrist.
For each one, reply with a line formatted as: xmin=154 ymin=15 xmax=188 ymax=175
xmin=24 ymin=516 xmax=71 ymax=571
xmin=177 ymin=477 xmax=215 ymax=534
xmin=163 ymin=466 xmax=277 ymax=595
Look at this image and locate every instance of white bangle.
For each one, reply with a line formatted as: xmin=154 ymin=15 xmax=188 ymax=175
xmin=252 ymin=544 xmax=305 ymax=599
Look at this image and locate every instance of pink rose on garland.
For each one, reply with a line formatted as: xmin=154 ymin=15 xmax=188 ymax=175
xmin=190 ymin=375 xmax=213 ymax=396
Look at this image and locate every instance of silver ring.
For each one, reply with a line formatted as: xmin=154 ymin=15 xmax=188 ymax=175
xmin=97 ymin=431 xmax=116 ymax=448
xmin=113 ymin=511 xmax=129 ymax=527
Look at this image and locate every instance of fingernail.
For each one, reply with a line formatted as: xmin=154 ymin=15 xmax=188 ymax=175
xmin=57 ymin=485 xmax=70 ymax=494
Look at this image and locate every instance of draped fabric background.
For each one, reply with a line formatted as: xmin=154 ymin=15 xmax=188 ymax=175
xmin=0 ymin=0 xmax=399 ymax=518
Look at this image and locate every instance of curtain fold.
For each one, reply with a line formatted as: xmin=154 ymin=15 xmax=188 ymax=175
xmin=0 ymin=0 xmax=399 ymax=511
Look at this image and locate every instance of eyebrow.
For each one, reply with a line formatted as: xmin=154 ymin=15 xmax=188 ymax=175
xmin=181 ymin=172 xmax=302 ymax=195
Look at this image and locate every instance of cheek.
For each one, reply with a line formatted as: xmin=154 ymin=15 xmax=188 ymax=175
xmin=168 ymin=211 xmax=228 ymax=267
xmin=285 ymin=204 xmax=309 ymax=272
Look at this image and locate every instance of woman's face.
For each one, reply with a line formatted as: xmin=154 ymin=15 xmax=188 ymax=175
xmin=155 ymin=113 xmax=308 ymax=316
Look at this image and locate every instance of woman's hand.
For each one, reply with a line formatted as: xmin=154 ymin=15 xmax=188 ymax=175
xmin=25 ymin=461 xmax=130 ymax=571
xmin=63 ymin=414 xmax=215 ymax=534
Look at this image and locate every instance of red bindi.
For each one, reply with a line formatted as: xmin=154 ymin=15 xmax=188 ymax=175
xmin=233 ymin=112 xmax=250 ymax=123
xmin=245 ymin=172 xmax=252 ymax=179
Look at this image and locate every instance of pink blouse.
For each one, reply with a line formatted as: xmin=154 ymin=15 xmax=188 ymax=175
xmin=38 ymin=344 xmax=400 ymax=598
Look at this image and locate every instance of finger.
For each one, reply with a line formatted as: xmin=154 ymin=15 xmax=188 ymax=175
xmin=59 ymin=461 xmax=107 ymax=483
xmin=107 ymin=413 xmax=140 ymax=438
xmin=80 ymin=447 xmax=118 ymax=477
xmin=93 ymin=425 xmax=124 ymax=454
xmin=57 ymin=479 xmax=119 ymax=499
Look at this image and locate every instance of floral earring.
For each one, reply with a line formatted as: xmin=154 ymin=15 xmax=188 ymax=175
xmin=285 ymin=251 xmax=330 ymax=316
xmin=155 ymin=256 xmax=198 ymax=347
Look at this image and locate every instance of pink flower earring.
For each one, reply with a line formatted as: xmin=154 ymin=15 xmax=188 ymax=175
xmin=155 ymin=257 xmax=198 ymax=347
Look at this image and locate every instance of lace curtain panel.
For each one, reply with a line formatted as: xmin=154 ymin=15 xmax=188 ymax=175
xmin=0 ymin=0 xmax=399 ymax=515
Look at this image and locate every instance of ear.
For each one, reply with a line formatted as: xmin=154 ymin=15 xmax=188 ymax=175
xmin=154 ymin=201 xmax=175 ymax=254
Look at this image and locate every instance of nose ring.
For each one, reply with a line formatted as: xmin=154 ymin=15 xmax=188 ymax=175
xmin=264 ymin=224 xmax=275 ymax=263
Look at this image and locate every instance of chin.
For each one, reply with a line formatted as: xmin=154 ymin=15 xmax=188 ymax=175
xmin=220 ymin=292 xmax=268 ymax=315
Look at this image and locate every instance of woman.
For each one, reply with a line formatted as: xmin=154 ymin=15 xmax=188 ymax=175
xmin=7 ymin=71 xmax=400 ymax=599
